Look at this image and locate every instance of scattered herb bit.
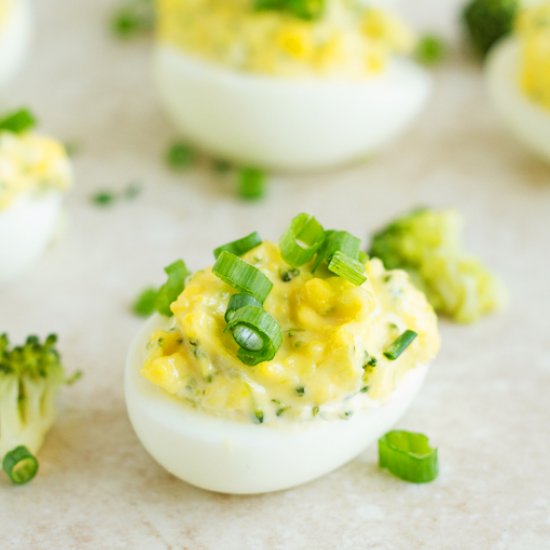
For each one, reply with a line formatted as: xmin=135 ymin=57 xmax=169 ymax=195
xmin=65 ymin=370 xmax=84 ymax=386
xmin=212 ymin=158 xmax=232 ymax=173
xmin=254 ymin=410 xmax=264 ymax=424
xmin=90 ymin=191 xmax=116 ymax=207
xmin=237 ymin=167 xmax=265 ymax=201
xmin=0 ymin=108 xmax=36 ymax=134
xmin=280 ymin=268 xmax=300 ymax=282
xmin=276 ymin=406 xmax=290 ymax=417
xmin=360 ymin=386 xmax=369 ymax=393
xmin=133 ymin=287 xmax=159 ymax=317
xmin=64 ymin=141 xmax=81 ymax=157
xmin=312 ymin=405 xmax=320 ymax=417
xmin=384 ymin=330 xmax=418 ymax=361
xmin=166 ymin=142 xmax=196 ymax=171
xmin=296 ymin=386 xmax=305 ymax=397
xmin=342 ymin=411 xmax=353 ymax=419
xmin=416 ymin=34 xmax=446 ymax=65
xmin=2 ymin=446 xmax=39 ymax=485
xmin=254 ymin=0 xmax=325 ymax=21
xmin=378 ymin=430 xmax=439 ymax=483
xmin=111 ymin=0 xmax=154 ymax=39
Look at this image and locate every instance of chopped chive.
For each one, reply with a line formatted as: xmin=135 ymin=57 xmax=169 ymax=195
xmin=111 ymin=0 xmax=154 ymax=39
xmin=166 ymin=142 xmax=195 ymax=170
xmin=213 ymin=251 xmax=273 ymax=304
xmin=378 ymin=430 xmax=438 ymax=483
xmin=296 ymin=386 xmax=305 ymax=396
xmin=227 ymin=306 xmax=282 ymax=366
xmin=279 ymin=213 xmax=326 ymax=267
xmin=360 ymin=386 xmax=369 ymax=393
xmin=0 ymin=108 xmax=37 ymax=134
xmin=276 ymin=406 xmax=289 ymax=417
xmin=214 ymin=231 xmax=263 ymax=259
xmin=224 ymin=293 xmax=262 ymax=323
xmin=416 ymin=34 xmax=446 ymax=66
xmin=65 ymin=370 xmax=84 ymax=385
xmin=133 ymin=287 xmax=159 ymax=317
xmin=237 ymin=167 xmax=265 ymax=201
xmin=254 ymin=410 xmax=264 ymax=424
xmin=155 ymin=259 xmax=190 ymax=317
xmin=2 ymin=446 xmax=39 ymax=485
xmin=90 ymin=191 xmax=116 ymax=207
xmin=312 ymin=405 xmax=320 ymax=417
xmin=328 ymin=251 xmax=367 ymax=286
xmin=384 ymin=330 xmax=418 ymax=361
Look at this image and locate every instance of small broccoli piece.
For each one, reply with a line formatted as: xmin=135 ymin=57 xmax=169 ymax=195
xmin=0 ymin=334 xmax=76 ymax=463
xmin=462 ymin=0 xmax=519 ymax=57
xmin=369 ymin=208 xmax=506 ymax=323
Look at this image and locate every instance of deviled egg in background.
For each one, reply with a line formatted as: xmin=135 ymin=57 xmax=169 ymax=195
xmin=0 ymin=109 xmax=73 ymax=283
xmin=154 ymin=0 xmax=432 ymax=170
xmin=486 ymin=1 xmax=550 ymax=162
xmin=126 ymin=217 xmax=440 ymax=494
xmin=0 ymin=0 xmax=31 ymax=91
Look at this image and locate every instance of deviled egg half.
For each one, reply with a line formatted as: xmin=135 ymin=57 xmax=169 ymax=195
xmin=0 ymin=0 xmax=31 ymax=91
xmin=154 ymin=0 xmax=431 ymax=170
xmin=0 ymin=109 xmax=72 ymax=283
xmin=487 ymin=1 xmax=550 ymax=162
xmin=126 ymin=214 xmax=440 ymax=494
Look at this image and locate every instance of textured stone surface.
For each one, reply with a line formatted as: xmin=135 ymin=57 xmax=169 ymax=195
xmin=0 ymin=0 xmax=549 ymax=548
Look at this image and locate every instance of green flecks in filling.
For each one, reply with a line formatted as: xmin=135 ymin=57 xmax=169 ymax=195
xmin=280 ymin=268 xmax=300 ymax=282
xmin=312 ymin=405 xmax=320 ymax=417
xmin=254 ymin=410 xmax=264 ymax=424
xmin=296 ymin=386 xmax=305 ymax=397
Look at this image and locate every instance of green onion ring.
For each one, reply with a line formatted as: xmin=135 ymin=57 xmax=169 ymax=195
xmin=214 ymin=232 xmax=262 ymax=259
xmin=2 ymin=446 xmax=39 ymax=485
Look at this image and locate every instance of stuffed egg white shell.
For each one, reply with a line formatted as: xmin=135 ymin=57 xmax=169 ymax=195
xmin=126 ymin=243 xmax=439 ymax=494
xmin=486 ymin=1 xmax=550 ymax=163
xmin=0 ymin=0 xmax=31 ymax=91
xmin=127 ymin=327 xmax=428 ymax=495
xmin=154 ymin=1 xmax=430 ymax=170
xmin=487 ymin=39 xmax=550 ymax=162
xmin=0 ymin=129 xmax=72 ymax=283
xmin=155 ymin=52 xmax=430 ymax=171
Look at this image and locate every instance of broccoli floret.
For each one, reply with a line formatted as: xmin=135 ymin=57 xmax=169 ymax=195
xmin=462 ymin=0 xmax=519 ymax=57
xmin=0 ymin=334 xmax=75 ymax=461
xmin=369 ymin=208 xmax=506 ymax=323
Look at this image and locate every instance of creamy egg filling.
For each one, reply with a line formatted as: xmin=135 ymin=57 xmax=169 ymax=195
xmin=518 ymin=1 xmax=550 ymax=111
xmin=142 ymin=242 xmax=439 ymax=424
xmin=157 ymin=0 xmax=416 ymax=78
xmin=0 ymin=131 xmax=72 ymax=211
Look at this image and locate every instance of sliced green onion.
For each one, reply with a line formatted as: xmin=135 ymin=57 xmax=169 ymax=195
xmin=155 ymin=259 xmax=190 ymax=317
xmin=378 ymin=430 xmax=438 ymax=483
xmin=0 ymin=108 xmax=36 ymax=134
xmin=225 ymin=293 xmax=262 ymax=323
xmin=213 ymin=251 xmax=273 ymax=304
xmin=227 ymin=305 xmax=282 ymax=366
xmin=133 ymin=287 xmax=158 ymax=317
xmin=166 ymin=142 xmax=195 ymax=170
xmin=214 ymin=232 xmax=262 ymax=259
xmin=328 ymin=251 xmax=367 ymax=286
xmin=237 ymin=167 xmax=265 ymax=201
xmin=3 ymin=446 xmax=39 ymax=485
xmin=279 ymin=213 xmax=325 ymax=267
xmin=312 ymin=230 xmax=361 ymax=272
xmin=358 ymin=251 xmax=369 ymax=263
xmin=383 ymin=330 xmax=418 ymax=360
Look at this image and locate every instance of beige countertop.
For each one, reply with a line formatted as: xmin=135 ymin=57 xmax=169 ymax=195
xmin=1 ymin=0 xmax=549 ymax=548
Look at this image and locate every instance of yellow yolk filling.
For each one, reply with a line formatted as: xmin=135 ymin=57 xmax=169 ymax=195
xmin=0 ymin=131 xmax=72 ymax=210
xmin=142 ymin=242 xmax=440 ymax=423
xmin=156 ymin=0 xmax=416 ymax=77
xmin=518 ymin=2 xmax=550 ymax=111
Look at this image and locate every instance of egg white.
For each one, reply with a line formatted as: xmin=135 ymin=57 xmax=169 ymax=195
xmin=486 ymin=38 xmax=550 ymax=163
xmin=154 ymin=46 xmax=431 ymax=171
xmin=125 ymin=314 xmax=430 ymax=494
xmin=0 ymin=190 xmax=63 ymax=284
xmin=0 ymin=0 xmax=31 ymax=91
